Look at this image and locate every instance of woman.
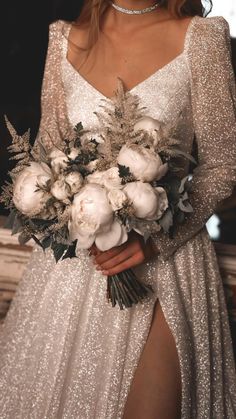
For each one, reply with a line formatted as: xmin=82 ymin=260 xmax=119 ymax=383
xmin=0 ymin=0 xmax=236 ymax=418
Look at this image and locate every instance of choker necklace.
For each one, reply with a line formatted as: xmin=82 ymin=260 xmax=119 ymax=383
xmin=110 ymin=1 xmax=162 ymax=15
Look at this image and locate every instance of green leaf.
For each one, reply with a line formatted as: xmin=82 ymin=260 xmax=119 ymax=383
xmin=51 ymin=242 xmax=68 ymax=263
xmin=178 ymin=200 xmax=193 ymax=213
xmin=12 ymin=214 xmax=24 ymax=235
xmin=38 ymin=141 xmax=49 ymax=163
xmin=18 ymin=231 xmax=31 ymax=245
xmin=41 ymin=236 xmax=52 ymax=250
xmin=74 ymin=137 xmax=81 ymax=148
xmin=31 ymin=234 xmax=43 ymax=248
xmin=62 ymin=242 xmax=76 ymax=260
xmin=74 ymin=122 xmax=83 ymax=134
xmin=159 ymin=209 xmax=173 ymax=233
xmin=4 ymin=209 xmax=17 ymax=229
xmin=118 ymin=164 xmax=131 ymax=178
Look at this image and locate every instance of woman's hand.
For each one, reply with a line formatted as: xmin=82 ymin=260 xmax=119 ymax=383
xmin=89 ymin=231 xmax=159 ymax=276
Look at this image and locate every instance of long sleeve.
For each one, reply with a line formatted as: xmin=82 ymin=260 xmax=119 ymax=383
xmin=32 ymin=20 xmax=71 ymax=156
xmin=154 ymin=16 xmax=236 ymax=261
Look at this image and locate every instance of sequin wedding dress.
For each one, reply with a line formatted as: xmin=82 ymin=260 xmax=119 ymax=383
xmin=0 ymin=15 xmax=236 ymax=419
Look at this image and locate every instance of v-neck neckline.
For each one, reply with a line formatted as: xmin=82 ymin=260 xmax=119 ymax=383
xmin=62 ymin=15 xmax=197 ymax=101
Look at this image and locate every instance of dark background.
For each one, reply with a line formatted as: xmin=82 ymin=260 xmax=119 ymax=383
xmin=0 ymin=1 xmax=84 ymax=208
xmin=0 ymin=1 xmax=236 ymax=243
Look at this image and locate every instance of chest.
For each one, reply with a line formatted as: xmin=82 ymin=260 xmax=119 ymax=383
xmin=62 ymin=42 xmax=192 ymax=139
xmin=66 ymin=23 xmax=185 ymax=100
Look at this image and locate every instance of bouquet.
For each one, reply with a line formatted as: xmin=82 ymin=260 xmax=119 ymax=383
xmin=0 ymin=79 xmax=194 ymax=310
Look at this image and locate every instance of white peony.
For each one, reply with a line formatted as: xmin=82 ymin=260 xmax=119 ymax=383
xmin=123 ymin=182 xmax=168 ymax=220
xmin=49 ymin=148 xmax=68 ymax=175
xmin=87 ymin=167 xmax=122 ymax=190
xmin=69 ymin=183 xmax=127 ymax=251
xmin=13 ymin=162 xmax=52 ymax=217
xmin=118 ymin=144 xmax=168 ymax=182
xmin=107 ymin=189 xmax=127 ymax=211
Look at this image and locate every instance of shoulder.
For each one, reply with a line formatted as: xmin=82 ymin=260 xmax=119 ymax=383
xmin=48 ymin=20 xmax=71 ymax=44
xmin=187 ymin=15 xmax=230 ymax=51
xmin=185 ymin=15 xmax=232 ymax=67
xmin=191 ymin=15 xmax=229 ymax=32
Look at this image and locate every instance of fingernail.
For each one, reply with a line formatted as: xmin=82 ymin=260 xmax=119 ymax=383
xmin=96 ymin=265 xmax=101 ymax=271
xmin=102 ymin=270 xmax=109 ymax=275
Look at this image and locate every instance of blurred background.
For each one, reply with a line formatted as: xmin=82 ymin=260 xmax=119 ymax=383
xmin=0 ymin=0 xmax=236 ymax=355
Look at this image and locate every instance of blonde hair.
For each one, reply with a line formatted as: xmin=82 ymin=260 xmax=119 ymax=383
xmin=75 ymin=0 xmax=212 ymax=48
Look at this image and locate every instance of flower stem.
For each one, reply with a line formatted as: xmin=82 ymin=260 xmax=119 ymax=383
xmin=106 ymin=268 xmax=154 ymax=310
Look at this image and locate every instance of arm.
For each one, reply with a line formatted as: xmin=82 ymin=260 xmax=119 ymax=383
xmin=152 ymin=16 xmax=236 ymax=261
xmin=32 ymin=20 xmax=69 ymax=156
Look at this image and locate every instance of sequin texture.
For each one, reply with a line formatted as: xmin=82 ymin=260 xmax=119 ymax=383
xmin=0 ymin=15 xmax=236 ymax=419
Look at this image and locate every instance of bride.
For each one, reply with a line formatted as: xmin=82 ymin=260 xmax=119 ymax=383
xmin=1 ymin=0 xmax=236 ymax=418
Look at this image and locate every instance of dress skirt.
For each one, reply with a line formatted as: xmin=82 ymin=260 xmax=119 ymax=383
xmin=0 ymin=227 xmax=236 ymax=418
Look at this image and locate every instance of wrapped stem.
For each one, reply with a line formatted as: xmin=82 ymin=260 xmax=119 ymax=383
xmin=106 ymin=268 xmax=154 ymax=310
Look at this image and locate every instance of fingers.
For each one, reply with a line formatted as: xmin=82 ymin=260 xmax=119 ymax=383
xmin=95 ymin=241 xmax=134 ymax=265
xmin=94 ymin=242 xmax=128 ymax=265
xmin=89 ymin=243 xmax=102 ymax=257
xmin=97 ymin=245 xmax=137 ymax=271
xmin=88 ymin=233 xmax=157 ymax=276
xmin=101 ymin=251 xmax=145 ymax=276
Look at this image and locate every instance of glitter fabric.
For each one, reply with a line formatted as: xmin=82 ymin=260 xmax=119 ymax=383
xmin=0 ymin=15 xmax=236 ymax=419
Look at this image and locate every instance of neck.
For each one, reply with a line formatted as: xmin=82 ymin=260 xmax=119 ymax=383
xmin=105 ymin=0 xmax=164 ymax=28
xmin=112 ymin=0 xmax=156 ymax=9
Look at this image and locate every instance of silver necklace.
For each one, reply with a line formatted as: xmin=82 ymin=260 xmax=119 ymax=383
xmin=110 ymin=1 xmax=162 ymax=15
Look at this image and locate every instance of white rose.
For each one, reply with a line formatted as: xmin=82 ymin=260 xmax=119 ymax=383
xmin=86 ymin=159 xmax=99 ymax=173
xmin=154 ymin=187 xmax=169 ymax=219
xmin=134 ymin=116 xmax=166 ymax=148
xmin=107 ymin=189 xmax=127 ymax=211
xmin=68 ymin=147 xmax=79 ymax=160
xmin=69 ymin=183 xmax=127 ymax=251
xmin=13 ymin=162 xmax=52 ymax=216
xmin=118 ymin=144 xmax=168 ymax=182
xmin=87 ymin=167 xmax=122 ymax=190
xmin=51 ymin=172 xmax=83 ymax=202
xmin=103 ymin=167 xmax=122 ymax=190
xmin=134 ymin=116 xmax=161 ymax=134
xmin=49 ymin=148 xmax=68 ymax=175
xmin=123 ymin=182 xmax=168 ymax=220
xmin=65 ymin=172 xmax=83 ymax=194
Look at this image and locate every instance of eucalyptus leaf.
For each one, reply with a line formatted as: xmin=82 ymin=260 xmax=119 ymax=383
xmin=62 ymin=242 xmax=76 ymax=260
xmin=31 ymin=234 xmax=43 ymax=248
xmin=159 ymin=209 xmax=173 ymax=233
xmin=178 ymin=200 xmax=193 ymax=213
xmin=31 ymin=218 xmax=56 ymax=230
xmin=175 ymin=211 xmax=185 ymax=224
xmin=179 ymin=175 xmax=190 ymax=194
xmin=41 ymin=236 xmax=52 ymax=250
xmin=74 ymin=122 xmax=83 ymax=133
xmin=12 ymin=214 xmax=24 ymax=235
xmin=171 ymin=148 xmax=197 ymax=165
xmin=38 ymin=141 xmax=49 ymax=163
xmin=143 ymin=232 xmax=151 ymax=243
xmin=18 ymin=231 xmax=32 ymax=245
xmin=4 ymin=210 xmax=17 ymax=229
xmin=118 ymin=164 xmax=131 ymax=178
xmin=74 ymin=137 xmax=82 ymax=148
xmin=51 ymin=242 xmax=68 ymax=263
